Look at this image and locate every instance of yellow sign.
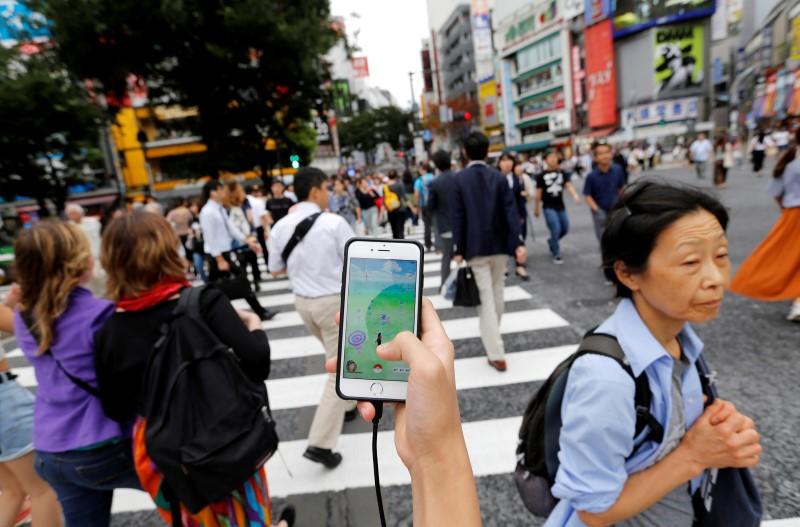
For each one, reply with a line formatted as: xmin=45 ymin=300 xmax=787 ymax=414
xmin=792 ymin=17 xmax=800 ymax=61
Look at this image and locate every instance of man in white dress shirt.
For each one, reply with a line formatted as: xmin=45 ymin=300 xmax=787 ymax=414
xmin=200 ymin=179 xmax=275 ymax=320
xmin=268 ymin=167 xmax=356 ymax=469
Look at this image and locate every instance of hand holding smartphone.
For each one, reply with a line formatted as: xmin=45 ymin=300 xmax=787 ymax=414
xmin=336 ymin=239 xmax=424 ymax=402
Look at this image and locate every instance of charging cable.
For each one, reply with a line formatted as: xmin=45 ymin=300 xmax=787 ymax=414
xmin=372 ymin=401 xmax=386 ymax=527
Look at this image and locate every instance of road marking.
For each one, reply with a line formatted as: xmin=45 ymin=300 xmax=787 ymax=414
xmin=111 ymin=414 xmax=522 ymax=510
xmin=266 ymin=344 xmax=576 ymax=411
xmin=256 ymin=286 xmax=531 ymax=330
xmin=265 ymin=307 xmax=568 ymax=361
xmin=13 ymin=307 xmax=568 ymax=387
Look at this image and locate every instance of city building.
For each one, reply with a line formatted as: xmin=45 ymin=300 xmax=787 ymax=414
xmin=496 ymin=0 xmax=575 ymax=153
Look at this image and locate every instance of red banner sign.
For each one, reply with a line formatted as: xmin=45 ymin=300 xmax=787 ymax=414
xmin=584 ymin=19 xmax=617 ymax=128
xmin=352 ymin=56 xmax=370 ymax=78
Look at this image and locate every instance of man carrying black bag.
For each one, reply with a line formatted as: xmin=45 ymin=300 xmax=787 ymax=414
xmin=451 ymin=132 xmax=526 ymax=372
xmin=199 ymin=179 xmax=276 ymax=320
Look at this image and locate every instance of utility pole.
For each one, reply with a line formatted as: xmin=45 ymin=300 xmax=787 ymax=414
xmin=408 ymin=71 xmax=417 ymax=130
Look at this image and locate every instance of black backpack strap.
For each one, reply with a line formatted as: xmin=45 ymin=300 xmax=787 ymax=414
xmin=281 ymin=212 xmax=322 ymax=263
xmin=19 ymin=310 xmax=101 ymax=398
xmin=577 ymin=333 xmax=665 ymax=447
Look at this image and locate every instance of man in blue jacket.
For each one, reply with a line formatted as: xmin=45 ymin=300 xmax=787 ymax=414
xmin=452 ymin=132 xmax=526 ymax=372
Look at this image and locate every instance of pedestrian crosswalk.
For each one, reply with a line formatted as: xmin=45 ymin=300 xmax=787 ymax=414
xmin=1 ymin=226 xmax=586 ymax=521
xmin=4 ymin=226 xmax=795 ymax=525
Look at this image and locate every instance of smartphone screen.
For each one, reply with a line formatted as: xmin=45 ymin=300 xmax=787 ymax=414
xmin=341 ymin=257 xmax=416 ymax=382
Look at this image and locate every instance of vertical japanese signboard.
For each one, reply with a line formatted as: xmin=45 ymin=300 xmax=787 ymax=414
xmin=584 ymin=19 xmax=617 ymax=128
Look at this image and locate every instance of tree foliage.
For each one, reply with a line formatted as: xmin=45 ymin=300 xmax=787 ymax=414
xmin=0 ymin=46 xmax=103 ymax=214
xmin=338 ymin=106 xmax=413 ymax=156
xmin=36 ymin=0 xmax=336 ymax=173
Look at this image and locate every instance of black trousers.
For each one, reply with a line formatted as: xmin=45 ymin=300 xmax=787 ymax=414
xmin=207 ymin=252 xmax=266 ymax=315
xmin=422 ymin=207 xmax=434 ymax=250
xmin=255 ymin=226 xmax=269 ymax=270
xmin=237 ymin=247 xmax=262 ymax=284
xmin=388 ymin=209 xmax=406 ymax=239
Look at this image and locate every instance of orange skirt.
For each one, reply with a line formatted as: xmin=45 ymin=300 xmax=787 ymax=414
xmin=729 ymin=207 xmax=800 ymax=301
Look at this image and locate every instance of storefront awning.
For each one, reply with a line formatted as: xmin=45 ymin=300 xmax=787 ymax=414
xmin=503 ymin=139 xmax=551 ymax=153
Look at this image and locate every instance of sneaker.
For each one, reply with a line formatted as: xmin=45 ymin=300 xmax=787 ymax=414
xmin=553 ymin=256 xmax=564 ymax=265
xmin=258 ymin=309 xmax=277 ymax=321
xmin=787 ymin=300 xmax=800 ymax=322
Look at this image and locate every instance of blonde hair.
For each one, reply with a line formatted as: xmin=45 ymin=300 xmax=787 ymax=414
xmin=14 ymin=221 xmax=92 ymax=354
xmin=101 ymin=210 xmax=187 ymax=301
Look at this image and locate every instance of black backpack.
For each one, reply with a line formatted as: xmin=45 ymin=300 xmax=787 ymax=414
xmin=514 ymin=331 xmax=664 ymax=517
xmin=142 ymin=286 xmax=278 ymax=517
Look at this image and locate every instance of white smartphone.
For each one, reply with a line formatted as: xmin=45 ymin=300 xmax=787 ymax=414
xmin=336 ymin=238 xmax=424 ymax=402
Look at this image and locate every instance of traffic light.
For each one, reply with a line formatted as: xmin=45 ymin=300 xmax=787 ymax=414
xmin=464 ymin=111 xmax=472 ymax=121
xmin=289 ymin=154 xmax=300 ymax=169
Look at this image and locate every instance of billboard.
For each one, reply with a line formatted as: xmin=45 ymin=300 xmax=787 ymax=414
xmin=613 ymin=0 xmax=716 ymax=38
xmin=585 ymin=19 xmax=617 ymax=128
xmin=479 ymin=78 xmax=499 ymax=127
xmin=0 ymin=1 xmax=49 ymax=47
xmin=471 ymin=0 xmax=494 ymax=83
xmin=654 ymin=24 xmax=704 ymax=97
xmin=584 ymin=0 xmax=612 ymax=26
xmin=351 ymin=56 xmax=369 ymax=78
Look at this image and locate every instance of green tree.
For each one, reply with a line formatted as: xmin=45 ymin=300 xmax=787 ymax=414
xmin=36 ymin=0 xmax=335 ymax=176
xmin=0 ymin=46 xmax=103 ymax=215
xmin=338 ymin=105 xmax=413 ymax=162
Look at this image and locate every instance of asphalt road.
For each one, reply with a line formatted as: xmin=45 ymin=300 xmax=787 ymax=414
xmin=101 ymin=159 xmax=797 ymax=526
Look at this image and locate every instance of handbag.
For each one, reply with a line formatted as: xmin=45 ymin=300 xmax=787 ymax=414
xmin=692 ymin=356 xmax=762 ymax=527
xmin=453 ymin=265 xmax=481 ymax=307
xmin=212 ymin=263 xmax=253 ymax=301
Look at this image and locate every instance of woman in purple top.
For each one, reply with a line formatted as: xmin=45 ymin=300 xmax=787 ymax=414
xmin=12 ymin=221 xmax=140 ymax=527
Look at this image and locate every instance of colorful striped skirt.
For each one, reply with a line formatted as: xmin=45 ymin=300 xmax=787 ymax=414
xmin=132 ymin=418 xmax=273 ymax=527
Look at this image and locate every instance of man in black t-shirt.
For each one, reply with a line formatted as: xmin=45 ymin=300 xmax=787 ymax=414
xmin=266 ymin=180 xmax=295 ymax=225
xmin=535 ymin=150 xmax=581 ymax=264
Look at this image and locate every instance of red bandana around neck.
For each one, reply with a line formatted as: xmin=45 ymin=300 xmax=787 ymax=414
xmin=117 ymin=277 xmax=191 ymax=312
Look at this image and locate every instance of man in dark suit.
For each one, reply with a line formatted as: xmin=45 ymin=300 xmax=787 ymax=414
xmin=451 ymin=132 xmax=526 ymax=372
xmin=426 ymin=149 xmax=456 ymax=284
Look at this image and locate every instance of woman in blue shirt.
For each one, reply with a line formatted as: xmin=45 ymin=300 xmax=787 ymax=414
xmin=548 ymin=181 xmax=761 ymax=526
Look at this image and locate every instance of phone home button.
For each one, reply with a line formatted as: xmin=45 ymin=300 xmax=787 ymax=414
xmin=370 ymin=383 xmax=384 ymax=395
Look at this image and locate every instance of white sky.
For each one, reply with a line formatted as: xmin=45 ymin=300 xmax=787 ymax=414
xmin=329 ymin=0 xmax=430 ymax=110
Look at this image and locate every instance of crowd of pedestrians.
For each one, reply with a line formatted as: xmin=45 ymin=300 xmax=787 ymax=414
xmin=0 ymin=125 xmax=796 ymax=527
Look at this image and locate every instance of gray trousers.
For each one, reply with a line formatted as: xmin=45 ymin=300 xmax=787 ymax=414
xmin=591 ymin=208 xmax=608 ymax=242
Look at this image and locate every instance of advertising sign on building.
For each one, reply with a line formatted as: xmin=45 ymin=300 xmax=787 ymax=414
xmin=571 ymin=45 xmax=584 ymax=106
xmin=792 ymin=17 xmax=800 ymax=61
xmin=613 ymin=0 xmax=715 ymax=38
xmin=471 ymin=0 xmax=495 ymax=83
xmin=501 ymin=0 xmax=558 ymax=53
xmin=584 ymin=19 xmax=617 ymax=128
xmin=621 ymin=97 xmax=699 ymax=128
xmin=788 ymin=70 xmax=800 ymax=116
xmin=478 ymin=78 xmax=499 ymax=127
xmin=711 ymin=0 xmax=728 ymax=41
xmin=0 ymin=0 xmax=49 ymax=46
xmin=654 ymin=24 xmax=704 ymax=97
xmin=584 ymin=0 xmax=611 ymax=26
xmin=548 ymin=110 xmax=572 ymax=133
xmin=351 ymin=56 xmax=370 ymax=78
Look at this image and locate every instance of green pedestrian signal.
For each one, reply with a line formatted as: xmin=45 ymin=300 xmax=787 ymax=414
xmin=290 ymin=154 xmax=300 ymax=169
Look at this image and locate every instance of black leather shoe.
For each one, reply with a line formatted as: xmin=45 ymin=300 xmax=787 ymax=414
xmin=258 ymin=309 xmax=277 ymax=321
xmin=303 ymin=447 xmax=343 ymax=469
xmin=344 ymin=408 xmax=358 ymax=422
xmin=278 ymin=505 xmax=296 ymax=527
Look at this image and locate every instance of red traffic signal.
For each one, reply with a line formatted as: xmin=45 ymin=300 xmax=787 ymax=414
xmin=464 ymin=111 xmax=472 ymax=120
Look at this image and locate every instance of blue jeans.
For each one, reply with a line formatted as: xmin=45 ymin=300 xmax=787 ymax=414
xmin=193 ymin=251 xmax=208 ymax=282
xmin=543 ymin=208 xmax=569 ymax=258
xmin=35 ymin=440 xmax=141 ymax=527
